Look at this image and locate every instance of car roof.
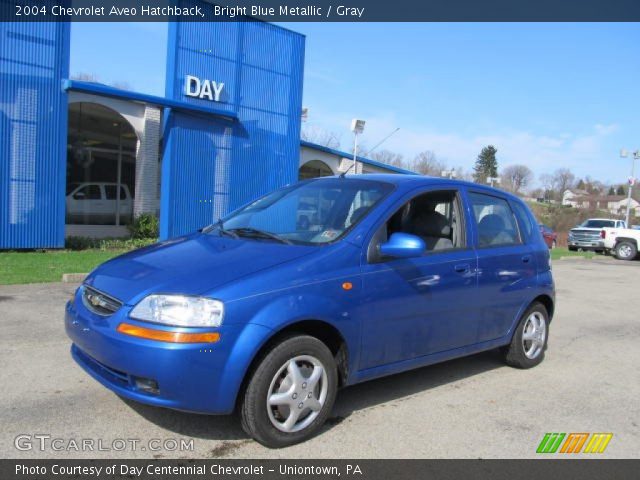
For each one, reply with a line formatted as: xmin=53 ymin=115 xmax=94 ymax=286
xmin=324 ymin=174 xmax=524 ymax=202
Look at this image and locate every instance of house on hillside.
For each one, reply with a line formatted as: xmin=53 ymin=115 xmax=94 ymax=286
xmin=562 ymin=189 xmax=640 ymax=216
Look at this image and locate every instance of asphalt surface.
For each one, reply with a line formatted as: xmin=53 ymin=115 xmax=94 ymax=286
xmin=1 ymin=256 xmax=639 ymax=458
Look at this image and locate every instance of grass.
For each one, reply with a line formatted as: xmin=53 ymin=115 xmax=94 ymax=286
xmin=550 ymin=247 xmax=595 ymax=260
xmin=0 ymin=245 xmax=596 ymax=286
xmin=0 ymin=249 xmax=130 ymax=285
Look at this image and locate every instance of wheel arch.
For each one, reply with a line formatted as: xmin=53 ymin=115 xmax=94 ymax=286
xmin=615 ymin=237 xmax=638 ymax=248
xmin=235 ymin=319 xmax=350 ymax=411
xmin=532 ymin=294 xmax=555 ymax=322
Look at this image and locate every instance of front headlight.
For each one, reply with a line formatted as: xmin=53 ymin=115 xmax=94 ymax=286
xmin=130 ymin=295 xmax=224 ymax=327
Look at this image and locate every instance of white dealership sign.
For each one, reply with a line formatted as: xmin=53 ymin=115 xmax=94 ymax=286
xmin=184 ymin=75 xmax=224 ymax=102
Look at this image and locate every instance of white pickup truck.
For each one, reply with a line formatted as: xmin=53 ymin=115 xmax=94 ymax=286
xmin=567 ymin=218 xmax=626 ymax=252
xmin=601 ymin=225 xmax=640 ymax=260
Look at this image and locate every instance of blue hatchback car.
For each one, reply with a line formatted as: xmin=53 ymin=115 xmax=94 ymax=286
xmin=66 ymin=175 xmax=555 ymax=447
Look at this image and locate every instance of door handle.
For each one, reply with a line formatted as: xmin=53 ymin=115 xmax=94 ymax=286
xmin=522 ymin=255 xmax=531 ymax=263
xmin=454 ymin=263 xmax=470 ymax=273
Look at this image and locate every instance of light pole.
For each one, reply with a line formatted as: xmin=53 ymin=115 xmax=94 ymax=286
xmin=350 ymin=119 xmax=366 ymax=174
xmin=620 ymin=149 xmax=640 ymax=226
xmin=487 ymin=176 xmax=501 ymax=188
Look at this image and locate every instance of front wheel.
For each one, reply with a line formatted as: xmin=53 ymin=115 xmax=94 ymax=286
xmin=615 ymin=241 xmax=637 ymax=261
xmin=503 ymin=302 xmax=549 ymax=369
xmin=568 ymin=246 xmax=577 ymax=252
xmin=240 ymin=335 xmax=338 ymax=448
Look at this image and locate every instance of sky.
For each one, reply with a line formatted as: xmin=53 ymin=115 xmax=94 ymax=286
xmin=70 ymin=22 xmax=640 ymax=186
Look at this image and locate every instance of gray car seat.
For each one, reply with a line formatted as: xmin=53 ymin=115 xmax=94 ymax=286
xmin=477 ymin=214 xmax=514 ymax=246
xmin=407 ymin=210 xmax=454 ymax=251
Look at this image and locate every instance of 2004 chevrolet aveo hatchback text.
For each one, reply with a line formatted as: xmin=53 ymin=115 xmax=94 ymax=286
xmin=66 ymin=175 xmax=555 ymax=447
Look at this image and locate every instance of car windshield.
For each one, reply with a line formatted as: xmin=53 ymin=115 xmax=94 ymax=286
xmin=580 ymin=220 xmax=615 ymax=228
xmin=209 ymin=178 xmax=393 ymax=245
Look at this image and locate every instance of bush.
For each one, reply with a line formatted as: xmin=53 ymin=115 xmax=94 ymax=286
xmin=65 ymin=236 xmax=98 ymax=250
xmin=65 ymin=236 xmax=155 ymax=251
xmin=127 ymin=213 xmax=159 ymax=239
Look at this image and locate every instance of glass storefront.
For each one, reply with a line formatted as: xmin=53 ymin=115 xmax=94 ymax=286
xmin=66 ymin=102 xmax=137 ymax=226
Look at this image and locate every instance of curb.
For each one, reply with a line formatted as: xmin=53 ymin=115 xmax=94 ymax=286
xmin=62 ymin=273 xmax=88 ymax=283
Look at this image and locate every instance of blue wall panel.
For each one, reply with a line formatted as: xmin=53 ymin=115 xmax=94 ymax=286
xmin=0 ymin=21 xmax=70 ymax=249
xmin=161 ymin=11 xmax=305 ymax=239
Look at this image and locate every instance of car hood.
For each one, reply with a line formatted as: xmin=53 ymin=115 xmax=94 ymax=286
xmin=84 ymin=233 xmax=316 ymax=305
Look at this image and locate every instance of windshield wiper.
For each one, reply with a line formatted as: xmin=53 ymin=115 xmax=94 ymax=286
xmin=228 ymin=227 xmax=292 ymax=244
xmin=203 ymin=218 xmax=238 ymax=239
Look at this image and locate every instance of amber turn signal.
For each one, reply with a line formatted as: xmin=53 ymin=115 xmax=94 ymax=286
xmin=117 ymin=323 xmax=220 ymax=344
xmin=342 ymin=282 xmax=353 ymax=290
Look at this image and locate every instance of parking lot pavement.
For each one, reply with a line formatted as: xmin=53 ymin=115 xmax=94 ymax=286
xmin=1 ymin=256 xmax=639 ymax=459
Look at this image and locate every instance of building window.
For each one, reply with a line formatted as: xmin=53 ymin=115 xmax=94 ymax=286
xmin=66 ymin=102 xmax=137 ymax=226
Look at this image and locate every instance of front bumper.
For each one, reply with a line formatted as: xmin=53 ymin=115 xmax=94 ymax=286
xmin=65 ymin=297 xmax=270 ymax=414
xmin=568 ymin=238 xmax=604 ymax=250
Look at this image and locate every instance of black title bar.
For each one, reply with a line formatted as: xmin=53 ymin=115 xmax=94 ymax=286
xmin=2 ymin=0 xmax=640 ymax=22
xmin=2 ymin=459 xmax=639 ymax=480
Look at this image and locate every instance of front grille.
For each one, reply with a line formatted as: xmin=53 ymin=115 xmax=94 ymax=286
xmin=570 ymin=230 xmax=600 ymax=241
xmin=81 ymin=285 xmax=122 ymax=316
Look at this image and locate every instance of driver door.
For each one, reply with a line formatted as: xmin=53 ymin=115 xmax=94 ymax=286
xmin=357 ymin=187 xmax=479 ymax=371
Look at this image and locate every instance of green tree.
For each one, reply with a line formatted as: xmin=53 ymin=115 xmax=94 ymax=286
xmin=576 ymin=179 xmax=586 ymax=190
xmin=473 ymin=145 xmax=498 ymax=183
xmin=608 ymin=186 xmax=616 ymax=195
xmin=616 ymin=185 xmax=626 ymax=196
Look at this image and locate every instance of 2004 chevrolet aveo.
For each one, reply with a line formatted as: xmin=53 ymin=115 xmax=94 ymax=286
xmin=66 ymin=175 xmax=555 ymax=447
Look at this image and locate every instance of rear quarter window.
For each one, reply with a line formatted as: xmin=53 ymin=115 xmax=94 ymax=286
xmin=511 ymin=201 xmax=535 ymax=243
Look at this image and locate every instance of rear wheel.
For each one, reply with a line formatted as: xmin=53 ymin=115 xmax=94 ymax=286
xmin=615 ymin=241 xmax=637 ymax=261
xmin=503 ymin=302 xmax=549 ymax=369
xmin=568 ymin=246 xmax=577 ymax=252
xmin=240 ymin=335 xmax=337 ymax=448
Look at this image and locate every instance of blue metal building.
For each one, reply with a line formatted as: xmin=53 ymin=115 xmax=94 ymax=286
xmin=0 ymin=7 xmax=409 ymax=250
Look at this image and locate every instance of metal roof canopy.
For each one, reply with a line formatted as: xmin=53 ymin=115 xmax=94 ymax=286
xmin=62 ymin=79 xmax=238 ymax=122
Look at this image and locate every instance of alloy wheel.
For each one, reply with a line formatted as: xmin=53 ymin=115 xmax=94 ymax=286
xmin=522 ymin=312 xmax=546 ymax=359
xmin=266 ymin=355 xmax=328 ymax=433
xmin=618 ymin=244 xmax=633 ymax=259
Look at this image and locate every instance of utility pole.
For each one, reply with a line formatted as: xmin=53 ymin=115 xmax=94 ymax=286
xmin=620 ymin=149 xmax=639 ymax=226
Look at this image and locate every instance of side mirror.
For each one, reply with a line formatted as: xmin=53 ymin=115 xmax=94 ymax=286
xmin=379 ymin=233 xmax=425 ymax=259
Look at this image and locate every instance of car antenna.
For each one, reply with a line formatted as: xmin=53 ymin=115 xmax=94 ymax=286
xmin=340 ymin=127 xmax=400 ymax=178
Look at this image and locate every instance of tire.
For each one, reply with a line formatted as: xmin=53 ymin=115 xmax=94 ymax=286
xmin=503 ymin=302 xmax=549 ymax=369
xmin=240 ymin=335 xmax=338 ymax=448
xmin=615 ymin=241 xmax=637 ymax=261
xmin=568 ymin=246 xmax=577 ymax=252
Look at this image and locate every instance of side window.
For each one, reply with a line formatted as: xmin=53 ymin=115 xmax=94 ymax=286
xmin=369 ymin=190 xmax=465 ymax=262
xmin=511 ymin=201 xmax=535 ymax=243
xmin=74 ymin=184 xmax=101 ymax=200
xmin=105 ymin=185 xmax=128 ymax=200
xmin=468 ymin=192 xmax=521 ymax=247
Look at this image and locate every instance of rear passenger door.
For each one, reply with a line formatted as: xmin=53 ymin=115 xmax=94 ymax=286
xmin=468 ymin=191 xmax=536 ymax=343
